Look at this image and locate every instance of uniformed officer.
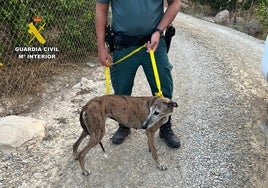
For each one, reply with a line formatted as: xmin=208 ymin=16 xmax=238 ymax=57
xmin=95 ymin=0 xmax=181 ymax=148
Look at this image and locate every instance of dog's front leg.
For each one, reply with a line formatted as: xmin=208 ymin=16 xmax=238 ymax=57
xmin=145 ymin=128 xmax=167 ymax=171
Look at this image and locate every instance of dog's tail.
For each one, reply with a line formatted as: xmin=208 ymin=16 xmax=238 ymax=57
xmin=80 ymin=109 xmax=107 ymax=156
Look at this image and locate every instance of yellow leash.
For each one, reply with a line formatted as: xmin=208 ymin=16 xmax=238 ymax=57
xmin=105 ymin=67 xmax=111 ymax=94
xmin=105 ymin=44 xmax=163 ymax=97
xmin=149 ymin=50 xmax=163 ymax=97
xmin=113 ymin=44 xmax=146 ymax=65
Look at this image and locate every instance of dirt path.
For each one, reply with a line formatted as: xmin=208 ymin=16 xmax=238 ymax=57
xmin=1 ymin=13 xmax=267 ymax=187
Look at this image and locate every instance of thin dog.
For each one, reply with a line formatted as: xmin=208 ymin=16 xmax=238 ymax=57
xmin=73 ymin=95 xmax=178 ymax=176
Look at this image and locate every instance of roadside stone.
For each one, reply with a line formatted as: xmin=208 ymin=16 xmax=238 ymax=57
xmin=86 ymin=62 xmax=97 ymax=68
xmin=214 ymin=9 xmax=229 ymax=25
xmin=245 ymin=19 xmax=262 ymax=37
xmin=0 ymin=115 xmax=46 ymax=154
xmin=72 ymin=77 xmax=95 ymax=90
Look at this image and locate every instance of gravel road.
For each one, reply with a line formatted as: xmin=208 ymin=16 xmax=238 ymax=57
xmin=1 ymin=13 xmax=267 ymax=187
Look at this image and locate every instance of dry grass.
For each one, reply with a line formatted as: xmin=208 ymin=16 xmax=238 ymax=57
xmin=0 ymin=60 xmax=77 ymax=98
xmin=0 ymin=60 xmax=80 ymax=116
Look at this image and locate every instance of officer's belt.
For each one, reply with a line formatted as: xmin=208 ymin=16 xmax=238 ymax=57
xmin=113 ymin=33 xmax=151 ymax=47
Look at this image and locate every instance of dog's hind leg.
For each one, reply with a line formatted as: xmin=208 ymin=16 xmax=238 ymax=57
xmin=77 ymin=134 xmax=99 ymax=176
xmin=146 ymin=127 xmax=167 ymax=171
xmin=73 ymin=130 xmax=88 ymax=160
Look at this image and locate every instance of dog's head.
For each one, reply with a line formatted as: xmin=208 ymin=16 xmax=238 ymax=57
xmin=142 ymin=97 xmax=178 ymax=129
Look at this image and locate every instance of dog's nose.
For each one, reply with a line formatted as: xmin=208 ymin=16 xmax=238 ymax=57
xmin=142 ymin=122 xmax=148 ymax=129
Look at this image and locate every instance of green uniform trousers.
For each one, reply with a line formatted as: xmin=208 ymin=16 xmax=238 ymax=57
xmin=110 ymin=38 xmax=173 ymax=99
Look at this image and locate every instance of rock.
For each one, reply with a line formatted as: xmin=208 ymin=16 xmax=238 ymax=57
xmin=214 ymin=10 xmax=230 ymax=25
xmin=0 ymin=115 xmax=46 ymax=154
xmin=72 ymin=77 xmax=95 ymax=90
xmin=72 ymin=82 xmax=82 ymax=89
xmin=245 ymin=19 xmax=262 ymax=37
xmin=86 ymin=62 xmax=97 ymax=68
xmin=80 ymin=77 xmax=95 ymax=90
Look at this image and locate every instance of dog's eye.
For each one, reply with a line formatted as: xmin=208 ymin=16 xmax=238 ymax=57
xmin=154 ymin=111 xmax=159 ymax=115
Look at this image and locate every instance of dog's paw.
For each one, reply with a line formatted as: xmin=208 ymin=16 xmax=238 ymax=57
xmin=157 ymin=164 xmax=167 ymax=171
xmin=73 ymin=154 xmax=78 ymax=160
xmin=82 ymin=169 xmax=91 ymax=176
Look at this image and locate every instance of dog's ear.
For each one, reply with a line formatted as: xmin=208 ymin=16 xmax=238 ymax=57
xmin=167 ymin=101 xmax=178 ymax=108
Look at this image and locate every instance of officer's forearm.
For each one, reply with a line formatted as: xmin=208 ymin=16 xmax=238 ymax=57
xmin=156 ymin=0 xmax=180 ymax=31
xmin=95 ymin=2 xmax=109 ymax=50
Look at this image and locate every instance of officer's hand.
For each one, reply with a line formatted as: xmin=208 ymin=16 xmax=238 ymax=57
xmin=98 ymin=47 xmax=112 ymax=67
xmin=147 ymin=31 xmax=161 ymax=52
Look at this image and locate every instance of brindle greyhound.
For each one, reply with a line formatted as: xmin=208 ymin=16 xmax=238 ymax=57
xmin=73 ymin=95 xmax=178 ymax=176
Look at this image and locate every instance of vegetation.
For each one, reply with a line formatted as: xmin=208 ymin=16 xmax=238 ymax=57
xmin=0 ymin=0 xmax=96 ymax=61
xmin=0 ymin=0 xmax=96 ymax=98
xmin=187 ymin=0 xmax=268 ymax=39
xmin=256 ymin=0 xmax=268 ymax=36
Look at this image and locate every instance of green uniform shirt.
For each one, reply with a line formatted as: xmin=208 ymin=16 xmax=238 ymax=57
xmin=97 ymin=0 xmax=173 ymax=36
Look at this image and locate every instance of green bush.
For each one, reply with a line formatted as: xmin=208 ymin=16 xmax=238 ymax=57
xmin=0 ymin=0 xmax=30 ymax=49
xmin=256 ymin=0 xmax=268 ymax=39
xmin=0 ymin=0 xmax=96 ymax=61
xmin=256 ymin=0 xmax=268 ymax=26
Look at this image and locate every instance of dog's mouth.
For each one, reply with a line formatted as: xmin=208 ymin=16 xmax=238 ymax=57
xmin=142 ymin=121 xmax=149 ymax=129
xmin=142 ymin=115 xmax=171 ymax=129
